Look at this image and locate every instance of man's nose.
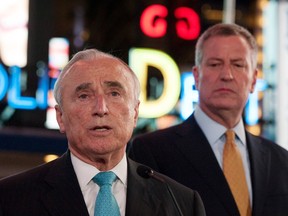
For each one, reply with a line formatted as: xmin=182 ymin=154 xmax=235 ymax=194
xmin=93 ymin=95 xmax=108 ymax=117
xmin=221 ymin=64 xmax=234 ymax=80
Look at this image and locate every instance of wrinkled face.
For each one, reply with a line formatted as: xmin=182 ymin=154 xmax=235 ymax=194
xmin=55 ymin=58 xmax=139 ymax=160
xmin=193 ymin=36 xmax=257 ymax=115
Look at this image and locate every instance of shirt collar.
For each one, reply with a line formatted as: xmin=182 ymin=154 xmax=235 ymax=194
xmin=194 ymin=106 xmax=246 ymax=146
xmin=71 ymin=152 xmax=128 ymax=189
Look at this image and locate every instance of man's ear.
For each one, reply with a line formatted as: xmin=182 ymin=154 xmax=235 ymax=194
xmin=55 ymin=105 xmax=65 ymax=133
xmin=250 ymin=68 xmax=258 ymax=93
xmin=192 ymin=66 xmax=200 ymax=90
xmin=133 ymin=100 xmax=140 ymax=128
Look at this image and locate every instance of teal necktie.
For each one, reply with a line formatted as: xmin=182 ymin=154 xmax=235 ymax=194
xmin=93 ymin=171 xmax=120 ymax=216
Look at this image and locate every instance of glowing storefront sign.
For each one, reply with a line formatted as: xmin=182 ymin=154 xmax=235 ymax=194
xmin=0 ymin=64 xmax=8 ymax=101
xmin=0 ymin=37 xmax=69 ymax=113
xmin=0 ymin=47 xmax=266 ymax=128
xmin=129 ymin=48 xmax=181 ymax=118
xmin=0 ymin=0 xmax=29 ymax=67
xmin=8 ymin=66 xmax=37 ymax=109
xmin=36 ymin=62 xmax=49 ymax=109
xmin=174 ymin=7 xmax=200 ymax=40
xmin=180 ymin=72 xmax=199 ymax=119
xmin=0 ymin=64 xmax=49 ymax=110
xmin=0 ymin=1 xmax=269 ymax=141
xmin=140 ymin=4 xmax=200 ymax=40
xmin=46 ymin=38 xmax=69 ymax=129
xmin=48 ymin=38 xmax=69 ymax=69
xmin=244 ymin=79 xmax=268 ymax=125
xmin=140 ymin=4 xmax=168 ymax=38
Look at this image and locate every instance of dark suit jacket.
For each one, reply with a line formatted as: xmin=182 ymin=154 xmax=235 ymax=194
xmin=0 ymin=151 xmax=205 ymax=216
xmin=129 ymin=114 xmax=288 ymax=216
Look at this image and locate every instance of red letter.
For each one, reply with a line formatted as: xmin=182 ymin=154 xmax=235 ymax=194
xmin=174 ymin=7 xmax=200 ymax=40
xmin=140 ymin=4 xmax=168 ymax=38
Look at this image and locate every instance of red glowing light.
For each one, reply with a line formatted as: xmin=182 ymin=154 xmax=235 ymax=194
xmin=174 ymin=7 xmax=200 ymax=40
xmin=140 ymin=4 xmax=168 ymax=38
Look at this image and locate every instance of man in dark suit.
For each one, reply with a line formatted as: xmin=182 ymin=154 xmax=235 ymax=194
xmin=0 ymin=152 xmax=204 ymax=216
xmin=0 ymin=49 xmax=205 ymax=216
xmin=129 ymin=23 xmax=288 ymax=216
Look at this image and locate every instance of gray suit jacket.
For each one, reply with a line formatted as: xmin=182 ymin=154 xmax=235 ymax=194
xmin=129 ymin=114 xmax=288 ymax=216
xmin=0 ymin=151 xmax=205 ymax=216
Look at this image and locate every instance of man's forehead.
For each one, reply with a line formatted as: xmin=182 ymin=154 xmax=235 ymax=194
xmin=62 ymin=58 xmax=133 ymax=88
xmin=65 ymin=59 xmax=119 ymax=78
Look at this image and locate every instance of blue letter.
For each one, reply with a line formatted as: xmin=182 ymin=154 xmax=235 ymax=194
xmin=0 ymin=64 xmax=9 ymax=101
xmin=8 ymin=66 xmax=37 ymax=109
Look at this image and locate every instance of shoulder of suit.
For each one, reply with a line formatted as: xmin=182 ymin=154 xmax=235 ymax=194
xmin=133 ymin=121 xmax=187 ymax=141
xmin=247 ymin=131 xmax=288 ymax=158
xmin=0 ymin=153 xmax=64 ymax=187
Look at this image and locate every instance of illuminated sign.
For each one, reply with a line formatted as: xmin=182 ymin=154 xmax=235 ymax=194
xmin=140 ymin=4 xmax=200 ymax=40
xmin=129 ymin=48 xmax=181 ymax=118
xmin=245 ymin=79 xmax=268 ymax=126
xmin=45 ymin=38 xmax=69 ymax=129
xmin=0 ymin=37 xmax=69 ymax=112
xmin=0 ymin=64 xmax=47 ymax=110
xmin=8 ymin=66 xmax=37 ymax=109
xmin=0 ymin=47 xmax=266 ymax=129
xmin=180 ymin=72 xmax=199 ymax=119
xmin=0 ymin=0 xmax=29 ymax=67
xmin=0 ymin=1 xmax=266 ymax=132
xmin=174 ymin=7 xmax=201 ymax=40
xmin=140 ymin=4 xmax=168 ymax=38
xmin=0 ymin=64 xmax=8 ymax=100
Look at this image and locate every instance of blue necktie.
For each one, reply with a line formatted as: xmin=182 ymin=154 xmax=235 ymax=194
xmin=93 ymin=171 xmax=120 ymax=216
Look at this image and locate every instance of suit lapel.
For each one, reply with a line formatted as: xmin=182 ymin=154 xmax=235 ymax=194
xmin=246 ymin=133 xmax=269 ymax=216
xmin=174 ymin=115 xmax=239 ymax=216
xmin=126 ymin=159 xmax=162 ymax=216
xmin=41 ymin=152 xmax=89 ymax=216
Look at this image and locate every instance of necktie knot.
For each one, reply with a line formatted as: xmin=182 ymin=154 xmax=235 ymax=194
xmin=93 ymin=171 xmax=117 ymax=187
xmin=225 ymin=130 xmax=235 ymax=145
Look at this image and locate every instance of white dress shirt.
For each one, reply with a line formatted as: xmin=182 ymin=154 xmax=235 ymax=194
xmin=71 ymin=152 xmax=127 ymax=216
xmin=194 ymin=106 xmax=252 ymax=204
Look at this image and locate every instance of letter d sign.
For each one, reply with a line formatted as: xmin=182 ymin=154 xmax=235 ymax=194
xmin=129 ymin=48 xmax=181 ymax=118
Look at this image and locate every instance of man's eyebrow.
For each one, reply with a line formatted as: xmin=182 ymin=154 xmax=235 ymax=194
xmin=104 ymin=81 xmax=124 ymax=89
xmin=207 ymin=57 xmax=222 ymax=61
xmin=75 ymin=82 xmax=92 ymax=93
xmin=231 ymin=58 xmax=245 ymax=62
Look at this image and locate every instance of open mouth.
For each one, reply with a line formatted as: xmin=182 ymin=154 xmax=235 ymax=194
xmin=91 ymin=126 xmax=111 ymax=131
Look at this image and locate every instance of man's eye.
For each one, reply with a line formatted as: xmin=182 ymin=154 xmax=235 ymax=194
xmin=208 ymin=63 xmax=221 ymax=67
xmin=79 ymin=94 xmax=88 ymax=99
xmin=111 ymin=91 xmax=120 ymax=97
xmin=233 ymin=64 xmax=246 ymax=71
xmin=234 ymin=63 xmax=244 ymax=67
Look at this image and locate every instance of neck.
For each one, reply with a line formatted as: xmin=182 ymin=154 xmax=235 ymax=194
xmin=70 ymin=147 xmax=125 ymax=171
xmin=200 ymin=105 xmax=242 ymax=129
